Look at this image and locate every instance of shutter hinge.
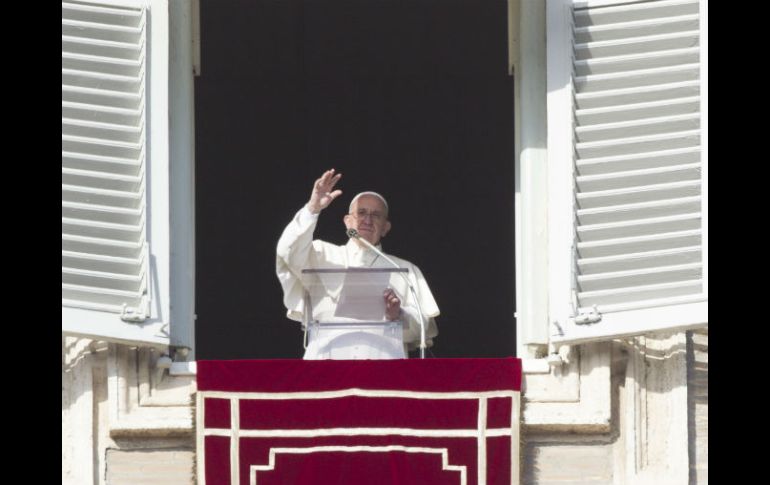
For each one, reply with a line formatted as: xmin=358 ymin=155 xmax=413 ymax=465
xmin=574 ymin=304 xmax=602 ymax=325
xmin=121 ymin=298 xmax=149 ymax=322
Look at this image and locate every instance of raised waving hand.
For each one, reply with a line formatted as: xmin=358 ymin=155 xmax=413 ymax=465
xmin=307 ymin=169 xmax=343 ymax=214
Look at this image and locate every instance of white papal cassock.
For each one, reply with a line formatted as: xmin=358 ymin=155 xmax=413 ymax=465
xmin=276 ymin=205 xmax=439 ymax=359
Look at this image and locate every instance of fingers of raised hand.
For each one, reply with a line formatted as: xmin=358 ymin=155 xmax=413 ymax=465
xmin=316 ymin=169 xmax=341 ymax=189
xmin=311 ymin=170 xmax=342 ymax=210
xmin=325 ymin=173 xmax=342 ymax=192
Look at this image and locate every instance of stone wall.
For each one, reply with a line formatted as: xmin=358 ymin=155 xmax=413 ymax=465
xmin=62 ymin=337 xmax=195 ymax=485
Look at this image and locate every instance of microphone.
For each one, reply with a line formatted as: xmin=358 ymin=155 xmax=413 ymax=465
xmin=347 ymin=228 xmax=428 ymax=358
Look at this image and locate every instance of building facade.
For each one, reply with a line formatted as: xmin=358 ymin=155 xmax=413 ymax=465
xmin=62 ymin=0 xmax=707 ymax=483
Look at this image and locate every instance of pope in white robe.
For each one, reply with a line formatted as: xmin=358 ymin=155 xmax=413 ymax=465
xmin=276 ymin=169 xmax=439 ymax=359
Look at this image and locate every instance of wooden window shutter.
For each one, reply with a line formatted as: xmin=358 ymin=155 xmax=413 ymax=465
xmin=62 ymin=0 xmax=169 ymax=346
xmin=549 ymin=0 xmax=707 ymax=344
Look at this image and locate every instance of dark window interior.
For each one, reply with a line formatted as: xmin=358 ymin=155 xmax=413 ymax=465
xmin=195 ymin=0 xmax=516 ymax=359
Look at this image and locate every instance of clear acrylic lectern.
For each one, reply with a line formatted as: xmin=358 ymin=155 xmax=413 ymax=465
xmin=301 ymin=267 xmax=410 ymax=360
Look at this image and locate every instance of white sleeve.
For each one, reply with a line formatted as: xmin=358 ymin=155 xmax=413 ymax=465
xmin=276 ymin=205 xmax=320 ymax=321
xmin=276 ymin=204 xmax=319 ymax=270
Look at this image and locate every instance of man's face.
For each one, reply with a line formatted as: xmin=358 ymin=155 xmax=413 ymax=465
xmin=344 ymin=195 xmax=391 ymax=246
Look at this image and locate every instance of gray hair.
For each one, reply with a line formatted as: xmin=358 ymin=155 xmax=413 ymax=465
xmin=349 ymin=191 xmax=389 ymax=214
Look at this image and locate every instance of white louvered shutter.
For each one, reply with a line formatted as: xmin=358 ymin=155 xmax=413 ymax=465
xmin=548 ymin=0 xmax=707 ymax=344
xmin=62 ymin=0 xmax=169 ymax=345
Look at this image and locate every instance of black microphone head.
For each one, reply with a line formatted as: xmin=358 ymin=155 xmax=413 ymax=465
xmin=346 ymin=228 xmax=359 ymax=238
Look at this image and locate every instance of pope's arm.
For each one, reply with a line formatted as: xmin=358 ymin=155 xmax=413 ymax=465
xmin=276 ymin=170 xmax=343 ymax=320
xmin=276 ymin=205 xmax=319 ymax=272
xmin=275 ymin=205 xmax=323 ymax=321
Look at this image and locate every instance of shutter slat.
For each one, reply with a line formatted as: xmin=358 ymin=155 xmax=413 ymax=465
xmin=575 ymin=30 xmax=699 ymax=60
xmin=576 ymin=63 xmax=699 ymax=93
xmin=62 ymin=158 xmax=140 ymax=177
xmin=62 ymin=34 xmax=140 ymax=51
xmin=62 ymin=201 xmax=143 ymax=227
xmin=62 ymin=264 xmax=144 ymax=284
xmin=577 ymin=180 xmax=700 ymax=209
xmin=576 ymin=96 xmax=699 ymax=125
xmin=576 ymin=129 xmax=699 ymax=159
xmin=62 ymin=136 xmax=143 ymax=160
xmin=62 ymin=84 xmax=142 ymax=103
xmin=62 ymin=167 xmax=142 ymax=193
xmin=62 ymin=218 xmax=142 ymax=242
xmin=576 ymin=195 xmax=700 ymax=225
xmin=62 ymin=51 xmax=143 ymax=72
xmin=62 ymin=250 xmax=143 ymax=275
xmin=62 ymin=251 xmax=142 ymax=267
xmin=576 ymin=113 xmax=699 ymax=143
xmin=578 ymin=246 xmax=701 ymax=274
xmin=578 ymin=280 xmax=702 ymax=307
xmin=62 ymin=183 xmax=142 ymax=208
xmin=62 ymin=101 xmax=142 ymax=126
xmin=62 ymin=268 xmax=143 ymax=292
xmin=575 ymin=47 xmax=699 ymax=77
xmin=62 ymin=234 xmax=142 ymax=259
xmin=574 ymin=0 xmax=699 ymax=25
xmin=577 ymin=262 xmax=701 ymax=292
xmin=62 ymin=81 xmax=144 ymax=98
xmin=62 ymin=118 xmax=143 ymax=136
xmin=577 ymin=146 xmax=700 ymax=175
xmin=575 ymin=14 xmax=699 ymax=43
xmin=577 ymin=229 xmax=701 ymax=258
xmin=62 ymin=117 xmax=142 ymax=133
xmin=575 ymin=80 xmax=700 ymax=109
xmin=62 ymin=150 xmax=140 ymax=172
xmin=62 ymin=2 xmax=144 ymax=21
xmin=576 ymin=162 xmax=700 ymax=191
xmin=63 ymin=284 xmax=141 ymax=303
xmin=61 ymin=38 xmax=140 ymax=61
xmin=62 ymin=99 xmax=141 ymax=115
xmin=61 ymin=19 xmax=143 ymax=45
xmin=61 ymin=18 xmax=143 ymax=33
xmin=62 ymin=118 xmax=142 ymax=143
xmin=62 ymin=52 xmax=144 ymax=68
xmin=62 ymin=133 xmax=142 ymax=149
xmin=577 ymin=213 xmax=700 ymax=242
xmin=62 ymin=69 xmax=142 ymax=93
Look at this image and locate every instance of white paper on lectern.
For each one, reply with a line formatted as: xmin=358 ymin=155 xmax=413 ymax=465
xmin=334 ymin=270 xmax=393 ymax=321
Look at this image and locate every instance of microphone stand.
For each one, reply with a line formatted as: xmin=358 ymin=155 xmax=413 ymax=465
xmin=347 ymin=229 xmax=427 ymax=359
